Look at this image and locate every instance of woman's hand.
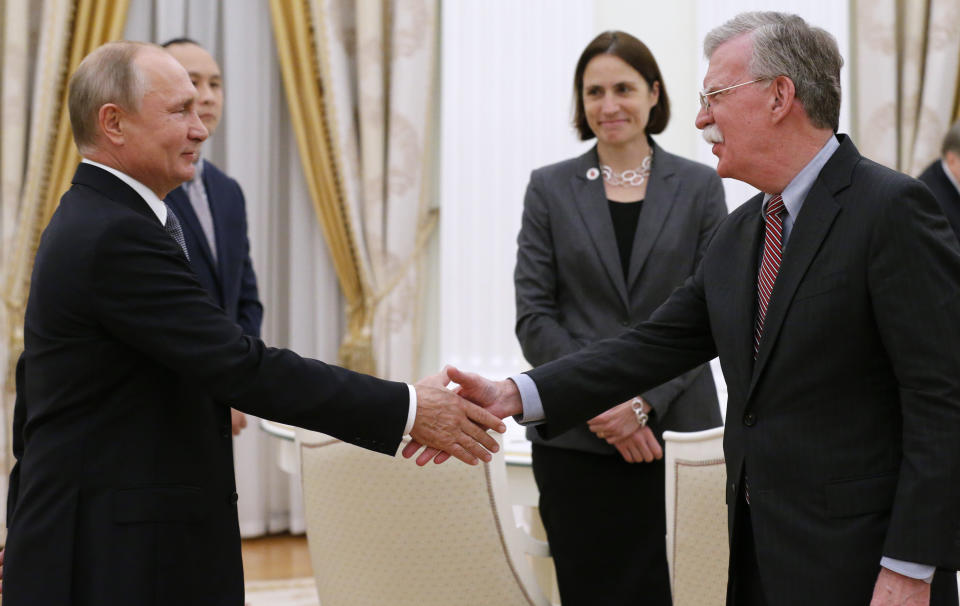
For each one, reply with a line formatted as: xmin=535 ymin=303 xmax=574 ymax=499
xmin=611 ymin=425 xmax=663 ymax=463
xmin=588 ymin=397 xmax=662 ymax=463
xmin=588 ymin=397 xmax=647 ymax=443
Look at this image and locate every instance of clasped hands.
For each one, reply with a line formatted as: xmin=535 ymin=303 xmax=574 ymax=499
xmin=587 ymin=398 xmax=662 ymax=463
xmin=407 ymin=366 xmax=522 ymax=466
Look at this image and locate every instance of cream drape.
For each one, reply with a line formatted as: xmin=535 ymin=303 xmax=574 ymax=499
xmin=271 ymin=0 xmax=438 ymax=381
xmin=0 ymin=0 xmax=130 ymax=536
xmin=852 ymin=0 xmax=960 ymax=174
xmin=269 ymin=0 xmax=375 ymax=375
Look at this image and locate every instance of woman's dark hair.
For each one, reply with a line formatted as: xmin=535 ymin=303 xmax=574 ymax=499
xmin=572 ymin=31 xmax=670 ymax=140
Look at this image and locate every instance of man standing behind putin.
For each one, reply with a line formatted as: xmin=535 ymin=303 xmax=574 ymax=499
xmin=409 ymin=12 xmax=960 ymax=606
xmin=161 ymin=38 xmax=262 ymax=438
xmin=1 ymin=41 xmax=504 ymax=606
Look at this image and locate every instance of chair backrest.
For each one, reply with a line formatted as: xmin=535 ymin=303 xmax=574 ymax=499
xmin=296 ymin=429 xmax=550 ymax=606
xmin=663 ymin=426 xmax=728 ymax=606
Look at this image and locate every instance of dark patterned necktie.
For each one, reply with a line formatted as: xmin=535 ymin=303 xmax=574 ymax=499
xmin=164 ymin=204 xmax=190 ymax=261
xmin=754 ymin=195 xmax=785 ymax=357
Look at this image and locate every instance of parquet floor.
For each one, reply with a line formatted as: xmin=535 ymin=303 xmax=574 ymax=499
xmin=242 ymin=533 xmax=312 ymax=581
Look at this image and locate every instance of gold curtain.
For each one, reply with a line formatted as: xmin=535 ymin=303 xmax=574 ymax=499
xmin=954 ymin=62 xmax=960 ymax=122
xmin=0 ymin=0 xmax=129 ymax=536
xmin=276 ymin=0 xmax=438 ymax=383
xmin=268 ymin=0 xmax=375 ymax=373
xmin=3 ymin=0 xmax=130 ymax=377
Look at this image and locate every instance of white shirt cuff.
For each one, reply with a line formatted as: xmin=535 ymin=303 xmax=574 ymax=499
xmin=880 ymin=557 xmax=935 ymax=583
xmin=404 ymin=384 xmax=417 ymax=435
xmin=510 ymin=373 xmax=545 ymax=424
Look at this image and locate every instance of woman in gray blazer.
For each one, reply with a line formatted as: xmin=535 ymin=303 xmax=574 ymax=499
xmin=514 ymin=31 xmax=726 ymax=606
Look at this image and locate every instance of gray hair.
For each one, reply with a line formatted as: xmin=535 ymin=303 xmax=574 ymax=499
xmin=942 ymin=120 xmax=960 ymax=157
xmin=68 ymin=41 xmax=152 ymax=152
xmin=703 ymin=11 xmax=843 ymax=132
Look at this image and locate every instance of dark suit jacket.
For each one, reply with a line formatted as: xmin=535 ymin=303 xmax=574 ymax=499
xmin=4 ymin=164 xmax=409 ymax=606
xmin=918 ymin=159 xmax=960 ymax=241
xmin=526 ymin=136 xmax=960 ymax=605
xmin=515 ymin=142 xmax=725 ymax=453
xmin=165 ymin=160 xmax=262 ymax=337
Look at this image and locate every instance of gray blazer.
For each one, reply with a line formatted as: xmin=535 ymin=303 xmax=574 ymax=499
xmin=515 ymin=142 xmax=726 ymax=454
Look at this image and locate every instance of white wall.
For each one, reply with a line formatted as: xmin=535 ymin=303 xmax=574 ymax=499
xmin=595 ymin=0 xmax=701 ymax=161
xmin=438 ymin=0 xmax=595 ymax=380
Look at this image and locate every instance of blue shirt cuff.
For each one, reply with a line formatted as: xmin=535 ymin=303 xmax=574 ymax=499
xmin=509 ymin=373 xmax=544 ymax=424
xmin=880 ymin=557 xmax=935 ymax=583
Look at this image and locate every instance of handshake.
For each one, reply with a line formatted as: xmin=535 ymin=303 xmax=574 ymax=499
xmin=405 ymin=366 xmax=524 ymax=466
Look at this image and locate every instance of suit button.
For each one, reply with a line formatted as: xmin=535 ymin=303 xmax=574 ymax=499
xmin=620 ymin=320 xmax=629 ymax=327
xmin=229 ymin=492 xmax=239 ymax=505
xmin=743 ymin=412 xmax=756 ymax=426
xmin=221 ymin=427 xmax=231 ymax=439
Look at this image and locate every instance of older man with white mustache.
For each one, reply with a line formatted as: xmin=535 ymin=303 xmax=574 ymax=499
xmin=409 ymin=11 xmax=960 ymax=606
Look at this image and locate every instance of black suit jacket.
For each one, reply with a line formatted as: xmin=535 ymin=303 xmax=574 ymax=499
xmin=918 ymin=159 xmax=960 ymax=241
xmin=165 ymin=160 xmax=262 ymax=337
xmin=4 ymin=163 xmax=409 ymax=606
xmin=515 ymin=143 xmax=725 ymax=453
xmin=526 ymin=136 xmax=960 ymax=605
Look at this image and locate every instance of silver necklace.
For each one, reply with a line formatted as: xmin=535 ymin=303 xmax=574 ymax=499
xmin=601 ymin=152 xmax=653 ymax=187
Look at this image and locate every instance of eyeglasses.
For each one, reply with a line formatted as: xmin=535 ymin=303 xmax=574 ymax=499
xmin=698 ymin=78 xmax=766 ymax=110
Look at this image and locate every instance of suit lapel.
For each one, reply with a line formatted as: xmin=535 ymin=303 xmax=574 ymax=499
xmin=626 ymin=143 xmax=677 ymax=291
xmin=201 ymin=167 xmax=227 ymax=279
xmin=572 ymin=148 xmax=629 ymax=307
xmin=728 ymin=195 xmax=766 ymax=389
xmin=747 ymin=138 xmax=858 ymax=395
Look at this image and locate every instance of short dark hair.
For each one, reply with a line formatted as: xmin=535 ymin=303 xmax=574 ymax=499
xmin=160 ymin=37 xmax=201 ymax=48
xmin=572 ymin=31 xmax=670 ymax=140
xmin=942 ymin=120 xmax=960 ymax=158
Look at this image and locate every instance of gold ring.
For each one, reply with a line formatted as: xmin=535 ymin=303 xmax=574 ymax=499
xmin=598 ymin=432 xmax=605 ymax=438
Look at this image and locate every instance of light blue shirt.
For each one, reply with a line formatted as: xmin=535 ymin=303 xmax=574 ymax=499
xmin=510 ymin=135 xmax=934 ymax=582
xmin=766 ymin=134 xmax=839 ymax=245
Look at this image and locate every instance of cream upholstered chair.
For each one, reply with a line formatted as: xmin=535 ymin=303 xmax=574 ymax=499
xmin=663 ymin=426 xmax=728 ymax=606
xmin=296 ymin=429 xmax=552 ymax=606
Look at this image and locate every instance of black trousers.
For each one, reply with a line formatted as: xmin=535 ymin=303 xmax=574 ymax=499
xmin=730 ymin=491 xmax=768 ymax=606
xmin=532 ymin=443 xmax=672 ymax=606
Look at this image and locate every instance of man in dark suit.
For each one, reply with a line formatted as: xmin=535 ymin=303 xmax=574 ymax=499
xmin=1 ymin=41 xmax=504 ymax=605
xmin=410 ymin=11 xmax=960 ymax=606
xmin=163 ymin=38 xmax=261 ymax=436
xmin=918 ymin=120 xmax=960 ymax=240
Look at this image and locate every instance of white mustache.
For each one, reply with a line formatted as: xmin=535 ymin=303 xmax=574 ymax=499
xmin=702 ymin=124 xmax=724 ymax=145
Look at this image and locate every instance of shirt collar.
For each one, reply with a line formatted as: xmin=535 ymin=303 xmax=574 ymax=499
xmin=81 ymin=158 xmax=166 ymax=224
xmin=941 ymin=158 xmax=960 ymax=196
xmin=763 ymin=135 xmax=841 ymax=215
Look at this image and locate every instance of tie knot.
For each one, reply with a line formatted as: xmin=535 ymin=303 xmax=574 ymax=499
xmin=765 ymin=195 xmax=785 ymax=217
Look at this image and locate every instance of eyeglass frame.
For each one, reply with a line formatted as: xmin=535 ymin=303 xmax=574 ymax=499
xmin=698 ymin=78 xmax=768 ymax=111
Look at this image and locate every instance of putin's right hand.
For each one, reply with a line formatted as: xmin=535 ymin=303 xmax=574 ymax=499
xmin=405 ymin=366 xmax=522 ymax=465
xmin=410 ymin=379 xmax=505 ymax=466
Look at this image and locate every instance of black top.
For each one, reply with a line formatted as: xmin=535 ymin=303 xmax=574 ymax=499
xmin=607 ymin=199 xmax=644 ymax=278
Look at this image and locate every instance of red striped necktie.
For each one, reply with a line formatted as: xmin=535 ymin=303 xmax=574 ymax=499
xmin=754 ymin=195 xmax=785 ymax=358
